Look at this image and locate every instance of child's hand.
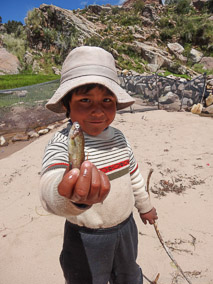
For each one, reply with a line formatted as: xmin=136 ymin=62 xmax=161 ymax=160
xmin=140 ymin=207 xmax=158 ymax=225
xmin=58 ymin=161 xmax=110 ymax=206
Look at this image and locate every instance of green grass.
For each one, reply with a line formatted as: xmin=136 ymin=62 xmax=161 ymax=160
xmin=0 ymin=74 xmax=60 ymax=90
xmin=0 ymin=80 xmax=60 ymax=108
xmin=158 ymin=71 xmax=191 ymax=80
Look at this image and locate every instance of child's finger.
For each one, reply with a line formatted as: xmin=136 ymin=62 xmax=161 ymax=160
xmin=87 ymin=165 xmax=101 ymax=201
xmin=72 ymin=161 xmax=92 ymax=202
xmin=98 ymin=171 xmax=110 ymax=202
xmin=58 ymin=168 xmax=80 ymax=198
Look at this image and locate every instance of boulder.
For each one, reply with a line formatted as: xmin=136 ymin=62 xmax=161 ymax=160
xmin=0 ymin=136 xmax=8 ymax=147
xmin=27 ymin=130 xmax=40 ymax=138
xmin=147 ymin=64 xmax=159 ymax=72
xmin=0 ymin=48 xmax=21 ymax=75
xmin=52 ymin=66 xmax=61 ymax=75
xmin=88 ymin=5 xmax=111 ymax=14
xmin=167 ymin=43 xmax=184 ymax=54
xmin=159 ymin=92 xmax=180 ymax=104
xmin=12 ymin=133 xmax=29 ymax=142
xmin=38 ymin=128 xmax=49 ymax=135
xmin=200 ymin=57 xmax=213 ymax=71
xmin=191 ymin=103 xmax=203 ymax=114
xmin=203 ymin=105 xmax=213 ymax=114
xmin=182 ymin=97 xmax=193 ymax=107
xmin=190 ymin=48 xmax=203 ymax=64
xmin=24 ymin=51 xmax=34 ymax=65
xmin=206 ymin=94 xmax=213 ymax=107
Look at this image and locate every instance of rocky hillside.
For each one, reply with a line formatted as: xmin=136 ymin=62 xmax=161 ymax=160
xmin=0 ymin=0 xmax=213 ymax=77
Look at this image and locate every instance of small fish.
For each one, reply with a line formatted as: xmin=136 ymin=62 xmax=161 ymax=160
xmin=68 ymin=122 xmax=85 ymax=169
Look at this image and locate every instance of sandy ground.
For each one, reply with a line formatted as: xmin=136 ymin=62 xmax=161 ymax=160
xmin=0 ymin=104 xmax=213 ymax=284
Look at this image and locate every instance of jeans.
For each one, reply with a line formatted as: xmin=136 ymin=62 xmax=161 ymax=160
xmin=60 ymin=214 xmax=143 ymax=284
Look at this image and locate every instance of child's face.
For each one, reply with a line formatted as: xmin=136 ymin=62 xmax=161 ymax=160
xmin=69 ymin=86 xmax=117 ymax=136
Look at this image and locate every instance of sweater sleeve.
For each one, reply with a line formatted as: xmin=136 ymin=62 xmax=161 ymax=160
xmin=127 ymin=140 xmax=153 ymax=214
xmin=39 ymin=169 xmax=90 ymax=216
xmin=39 ymin=128 xmax=90 ymax=217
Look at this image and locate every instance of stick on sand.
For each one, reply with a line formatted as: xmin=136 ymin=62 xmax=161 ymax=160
xmin=146 ymin=169 xmax=192 ymax=284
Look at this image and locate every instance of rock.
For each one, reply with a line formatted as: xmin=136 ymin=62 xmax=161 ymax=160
xmin=47 ymin=124 xmax=57 ymax=130
xmin=122 ymin=69 xmax=130 ymax=76
xmin=191 ymin=103 xmax=203 ymax=114
xmin=12 ymin=133 xmax=29 ymax=142
xmin=167 ymin=43 xmax=184 ymax=54
xmin=15 ymin=90 xmax=28 ymax=98
xmin=111 ymin=48 xmax=119 ymax=59
xmin=206 ymin=94 xmax=213 ymax=107
xmin=184 ymin=90 xmax=193 ymax=98
xmin=141 ymin=16 xmax=153 ymax=27
xmin=147 ymin=64 xmax=159 ymax=72
xmin=142 ymin=5 xmax=160 ymax=21
xmin=88 ymin=4 xmax=111 ymax=14
xmin=165 ymin=61 xmax=187 ymax=75
xmin=200 ymin=57 xmax=213 ymax=71
xmin=0 ymin=47 xmax=21 ymax=74
xmin=32 ymin=60 xmax=41 ymax=73
xmin=182 ymin=97 xmax=194 ymax=107
xmin=159 ymin=92 xmax=180 ymax=104
xmin=166 ymin=74 xmax=177 ymax=80
xmin=27 ymin=130 xmax=39 ymax=138
xmin=0 ymin=136 xmax=8 ymax=146
xmin=164 ymin=85 xmax=172 ymax=92
xmin=203 ymin=104 xmax=213 ymax=114
xmin=38 ymin=128 xmax=49 ymax=135
xmin=52 ymin=66 xmax=61 ymax=75
xmin=167 ymin=43 xmax=187 ymax=63
xmin=190 ymin=48 xmax=203 ymax=63
xmin=133 ymin=41 xmax=169 ymax=68
xmin=24 ymin=51 xmax=34 ymax=65
xmin=207 ymin=79 xmax=213 ymax=86
xmin=178 ymin=83 xmax=185 ymax=91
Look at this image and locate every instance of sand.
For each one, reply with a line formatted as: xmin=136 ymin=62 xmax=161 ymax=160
xmin=0 ymin=105 xmax=213 ymax=284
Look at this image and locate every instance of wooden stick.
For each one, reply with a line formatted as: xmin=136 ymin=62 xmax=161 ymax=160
xmin=146 ymin=169 xmax=192 ymax=284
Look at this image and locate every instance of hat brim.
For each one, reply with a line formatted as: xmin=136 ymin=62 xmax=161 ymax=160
xmin=46 ymin=75 xmax=135 ymax=113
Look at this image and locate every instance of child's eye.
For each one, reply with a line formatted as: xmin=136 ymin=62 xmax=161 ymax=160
xmin=80 ymin=98 xmax=90 ymax=103
xmin=103 ymin=98 xmax=112 ymax=102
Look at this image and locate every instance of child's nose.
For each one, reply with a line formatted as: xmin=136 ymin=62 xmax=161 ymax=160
xmin=91 ymin=106 xmax=104 ymax=116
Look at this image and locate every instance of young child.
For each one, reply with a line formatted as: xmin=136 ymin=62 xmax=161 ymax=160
xmin=40 ymin=46 xmax=158 ymax=284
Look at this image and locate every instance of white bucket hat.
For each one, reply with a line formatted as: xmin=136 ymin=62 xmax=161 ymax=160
xmin=46 ymin=46 xmax=135 ymax=113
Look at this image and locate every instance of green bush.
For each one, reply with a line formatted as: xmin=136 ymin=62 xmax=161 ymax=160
xmin=2 ymin=34 xmax=26 ymax=62
xmin=112 ymin=7 xmax=120 ymax=15
xmin=133 ymin=0 xmax=145 ymax=13
xmin=160 ymin=28 xmax=174 ymax=41
xmin=158 ymin=17 xmax=175 ymax=28
xmin=120 ymin=15 xmax=140 ymax=26
xmin=4 ymin=20 xmax=23 ymax=34
xmin=206 ymin=0 xmax=213 ymax=13
xmin=174 ymin=0 xmax=192 ymax=14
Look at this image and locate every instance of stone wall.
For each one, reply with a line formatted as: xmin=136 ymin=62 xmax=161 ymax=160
xmin=118 ymin=74 xmax=207 ymax=110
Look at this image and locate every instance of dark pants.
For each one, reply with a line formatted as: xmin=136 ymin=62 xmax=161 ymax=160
xmin=60 ymin=214 xmax=143 ymax=284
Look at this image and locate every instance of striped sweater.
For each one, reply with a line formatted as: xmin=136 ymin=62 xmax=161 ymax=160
xmin=39 ymin=122 xmax=152 ymax=229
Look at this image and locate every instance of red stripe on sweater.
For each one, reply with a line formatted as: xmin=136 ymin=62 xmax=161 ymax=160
xmin=99 ymin=159 xmax=129 ymax=174
xmin=130 ymin=163 xmax=138 ymax=175
xmin=47 ymin=162 xmax=69 ymax=169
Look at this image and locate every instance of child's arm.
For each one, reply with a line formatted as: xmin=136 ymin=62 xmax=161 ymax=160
xmin=131 ymin=168 xmax=158 ymax=225
xmin=140 ymin=208 xmax=158 ymax=225
xmin=58 ymin=160 xmax=110 ymax=206
xmin=40 ymin=160 xmax=110 ymax=217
